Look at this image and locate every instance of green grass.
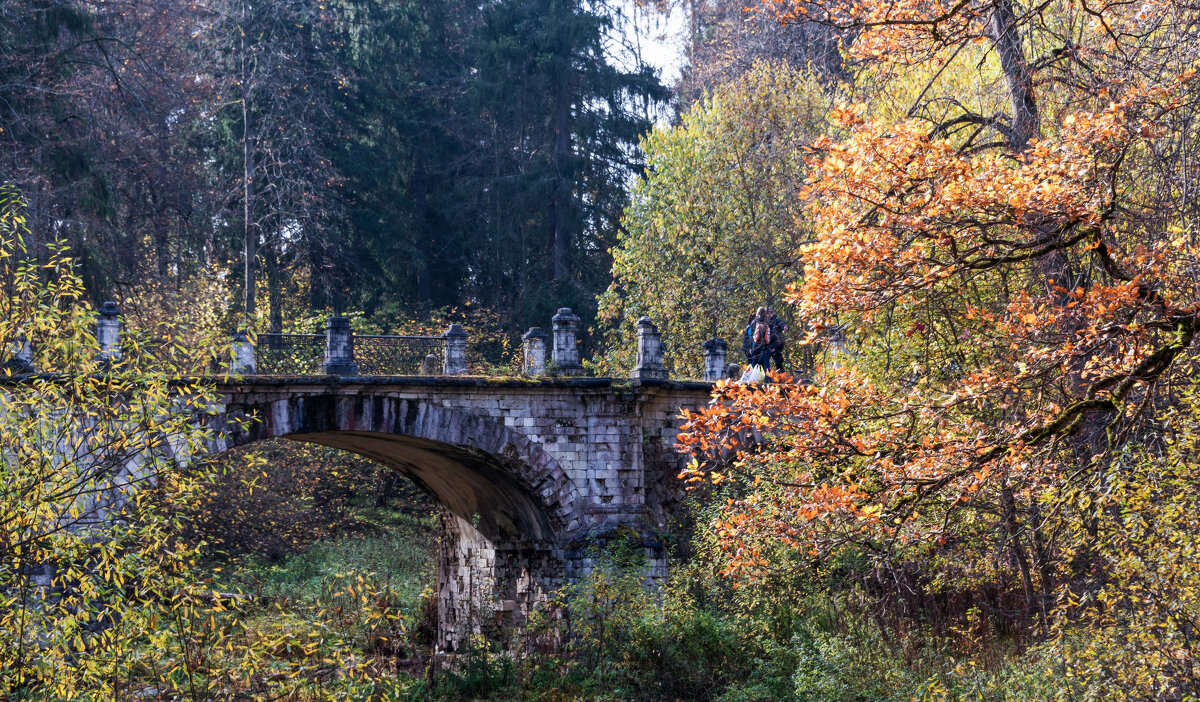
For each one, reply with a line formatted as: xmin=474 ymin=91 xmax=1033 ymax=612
xmin=146 ymin=506 xmax=445 ymax=699
xmin=217 ymin=507 xmax=436 ymax=605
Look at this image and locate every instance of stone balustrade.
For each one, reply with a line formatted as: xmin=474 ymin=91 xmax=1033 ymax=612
xmin=2 ymin=301 xmax=737 ymax=382
xmin=226 ymin=307 xmax=721 ymax=380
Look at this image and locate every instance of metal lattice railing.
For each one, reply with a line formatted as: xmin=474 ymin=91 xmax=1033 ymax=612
xmin=251 ymin=332 xmax=445 ymax=376
xmin=356 ymin=335 xmax=443 ymax=375
xmin=256 ymin=333 xmax=325 ymax=375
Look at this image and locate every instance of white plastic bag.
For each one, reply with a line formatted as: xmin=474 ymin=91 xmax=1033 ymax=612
xmin=738 ymin=364 xmax=766 ymax=384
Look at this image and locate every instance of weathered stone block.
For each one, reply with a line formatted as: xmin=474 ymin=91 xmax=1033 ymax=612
xmin=550 ymin=308 xmax=584 ymax=376
xmin=323 ymin=316 xmax=358 ymax=375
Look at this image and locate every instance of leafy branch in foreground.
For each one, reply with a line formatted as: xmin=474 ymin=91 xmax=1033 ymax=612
xmin=0 ymin=184 xmax=229 ymax=698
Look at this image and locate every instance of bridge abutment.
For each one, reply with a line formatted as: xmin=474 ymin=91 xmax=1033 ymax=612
xmin=435 ymin=520 xmax=674 ymax=652
xmin=435 ymin=511 xmax=565 ymax=650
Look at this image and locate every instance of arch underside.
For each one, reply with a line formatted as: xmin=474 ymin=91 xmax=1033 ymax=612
xmin=217 ymin=397 xmax=579 ymax=543
xmin=215 ymin=397 xmax=579 ymax=651
xmin=208 ymin=391 xmax=695 ymax=650
xmin=289 ymin=430 xmax=558 ymax=543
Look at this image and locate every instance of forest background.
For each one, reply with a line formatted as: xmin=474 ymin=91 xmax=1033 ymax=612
xmin=4 ymin=0 xmax=1200 ymax=699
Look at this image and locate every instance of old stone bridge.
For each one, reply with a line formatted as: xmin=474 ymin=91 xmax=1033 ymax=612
xmin=208 ymin=373 xmax=712 ymax=651
xmin=24 ymin=306 xmax=735 ymax=650
xmin=79 ymin=306 xmax=731 ymax=652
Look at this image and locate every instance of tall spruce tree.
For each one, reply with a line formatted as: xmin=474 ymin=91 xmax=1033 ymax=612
xmin=463 ymin=0 xmax=667 ymax=325
xmin=326 ymin=0 xmax=475 ymax=314
xmin=328 ymin=0 xmax=666 ymax=329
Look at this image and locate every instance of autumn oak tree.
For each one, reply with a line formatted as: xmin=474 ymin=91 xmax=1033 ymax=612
xmin=679 ymin=0 xmax=1200 ymax=693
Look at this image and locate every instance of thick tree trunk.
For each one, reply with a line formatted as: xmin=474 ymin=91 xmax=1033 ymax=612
xmin=990 ymin=0 xmax=1075 ymax=306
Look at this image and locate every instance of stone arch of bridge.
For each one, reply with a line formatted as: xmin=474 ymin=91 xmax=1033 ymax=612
xmin=210 ymin=393 xmax=585 ymax=650
xmin=214 ymin=394 xmax=580 ymax=545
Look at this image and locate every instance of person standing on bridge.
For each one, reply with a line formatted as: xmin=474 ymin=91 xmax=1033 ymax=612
xmin=741 ymin=310 xmax=759 ymax=365
xmin=765 ymin=307 xmax=788 ymax=372
xmin=737 ymin=308 xmax=772 ymax=383
xmin=747 ymin=308 xmax=772 ymax=369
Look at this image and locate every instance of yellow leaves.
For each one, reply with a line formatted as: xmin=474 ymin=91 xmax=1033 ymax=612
xmin=0 ymin=194 xmax=250 ymax=697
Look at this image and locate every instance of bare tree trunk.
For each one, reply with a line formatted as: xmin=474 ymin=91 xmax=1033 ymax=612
xmin=989 ymin=0 xmax=1039 ymax=152
xmin=413 ymin=157 xmax=432 ymax=305
xmin=266 ymin=228 xmax=282 ymax=333
xmin=308 ymin=235 xmax=326 ymax=310
xmin=1002 ymin=484 xmax=1047 ymax=634
xmin=28 ymin=148 xmax=45 ymax=269
xmin=241 ymin=0 xmax=258 ymax=321
xmin=689 ymin=0 xmax=698 ymax=67
xmin=549 ymin=61 xmax=570 ymax=283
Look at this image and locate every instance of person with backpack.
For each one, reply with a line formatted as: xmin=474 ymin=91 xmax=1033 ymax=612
xmin=765 ymin=307 xmax=788 ymax=372
xmin=736 ymin=308 xmax=770 ymax=384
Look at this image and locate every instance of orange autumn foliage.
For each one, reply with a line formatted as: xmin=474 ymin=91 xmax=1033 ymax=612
xmin=677 ymin=0 xmax=1200 ymax=627
xmin=681 ymin=79 xmax=1200 ymax=571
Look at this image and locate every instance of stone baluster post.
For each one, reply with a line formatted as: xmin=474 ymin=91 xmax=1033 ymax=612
xmin=522 ymin=327 xmax=548 ymax=376
xmin=630 ymin=316 xmax=668 ymax=380
xmin=442 ymin=324 xmax=468 ymax=375
xmin=230 ymin=330 xmax=256 ymax=374
xmin=96 ymin=301 xmax=121 ymax=363
xmin=551 ymin=307 xmax=583 ymax=376
xmin=825 ymin=324 xmax=848 ymax=369
xmin=323 ymin=316 xmax=358 ymax=375
xmin=702 ymin=338 xmax=727 ymax=381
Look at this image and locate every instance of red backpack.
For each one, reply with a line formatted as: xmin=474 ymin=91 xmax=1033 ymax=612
xmin=753 ymin=321 xmax=771 ymax=347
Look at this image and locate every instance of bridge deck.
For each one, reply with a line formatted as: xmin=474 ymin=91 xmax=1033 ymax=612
xmin=207 ymin=375 xmax=715 ymax=391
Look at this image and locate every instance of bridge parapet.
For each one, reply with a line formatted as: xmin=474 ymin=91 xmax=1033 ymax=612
xmin=224 ymin=307 xmax=730 ymax=381
xmin=9 ymin=300 xmax=738 ymax=383
xmin=244 ymin=329 xmax=447 ymax=376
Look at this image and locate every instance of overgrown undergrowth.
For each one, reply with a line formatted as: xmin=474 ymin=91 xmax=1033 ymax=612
xmin=424 ymin=540 xmax=1077 ymax=702
xmin=78 ymin=444 xmax=1167 ymax=701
